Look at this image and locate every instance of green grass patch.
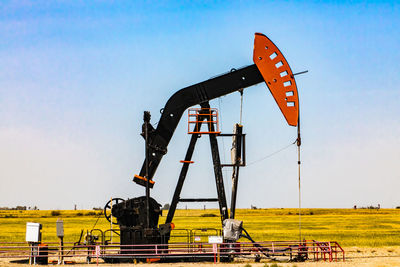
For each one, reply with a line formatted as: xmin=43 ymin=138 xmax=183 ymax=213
xmin=0 ymin=208 xmax=399 ymax=247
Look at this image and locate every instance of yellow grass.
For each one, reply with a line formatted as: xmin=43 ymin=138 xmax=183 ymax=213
xmin=0 ymin=208 xmax=399 ymax=247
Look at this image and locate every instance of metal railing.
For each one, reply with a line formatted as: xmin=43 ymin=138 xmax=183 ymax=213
xmin=188 ymin=108 xmax=220 ymax=134
xmin=0 ymin=239 xmax=344 ymax=264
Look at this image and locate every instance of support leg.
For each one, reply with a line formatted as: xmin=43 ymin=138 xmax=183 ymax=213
xmin=165 ymin=108 xmax=210 ymax=224
xmin=203 ymin=103 xmax=229 ymax=223
xmin=230 ymin=166 xmax=240 ymax=219
xmin=165 ymin=132 xmax=200 ymax=224
xmin=230 ymin=124 xmax=243 ymax=219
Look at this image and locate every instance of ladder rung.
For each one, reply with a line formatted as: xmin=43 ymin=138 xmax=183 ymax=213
xmin=133 ymin=174 xmax=155 ymax=185
xmin=179 ymin=198 xmax=219 ymax=202
xmin=221 ymin=163 xmax=245 ymax=167
xmin=180 ymin=160 xmax=194 ymax=164
xmin=188 ymin=131 xmax=221 ymax=134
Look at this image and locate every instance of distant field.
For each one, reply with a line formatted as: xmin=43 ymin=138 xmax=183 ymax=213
xmin=0 ymin=208 xmax=399 ymax=247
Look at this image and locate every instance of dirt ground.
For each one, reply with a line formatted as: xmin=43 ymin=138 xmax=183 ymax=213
xmin=1 ymin=247 xmax=400 ymax=267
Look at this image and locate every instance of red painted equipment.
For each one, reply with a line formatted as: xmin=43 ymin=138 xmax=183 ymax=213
xmin=253 ymin=33 xmax=299 ymax=126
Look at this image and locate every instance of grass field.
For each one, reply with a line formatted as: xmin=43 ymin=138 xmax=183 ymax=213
xmin=0 ymin=208 xmax=399 ymax=247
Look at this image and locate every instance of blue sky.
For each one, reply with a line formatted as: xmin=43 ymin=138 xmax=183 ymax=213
xmin=0 ymin=1 xmax=399 ymax=210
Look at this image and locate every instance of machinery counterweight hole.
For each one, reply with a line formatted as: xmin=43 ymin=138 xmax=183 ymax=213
xmin=287 ymin=101 xmax=295 ymax=107
xmin=275 ymin=61 xmax=283 ymax=68
xmin=269 ymin=52 xmax=278 ymax=60
xmin=285 ymin=91 xmax=294 ymax=97
xmin=283 ymin=81 xmax=292 ymax=87
xmin=280 ymin=71 xmax=288 ymax=77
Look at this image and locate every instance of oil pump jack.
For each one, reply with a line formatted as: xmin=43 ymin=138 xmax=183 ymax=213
xmin=103 ymin=33 xmax=300 ymax=260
